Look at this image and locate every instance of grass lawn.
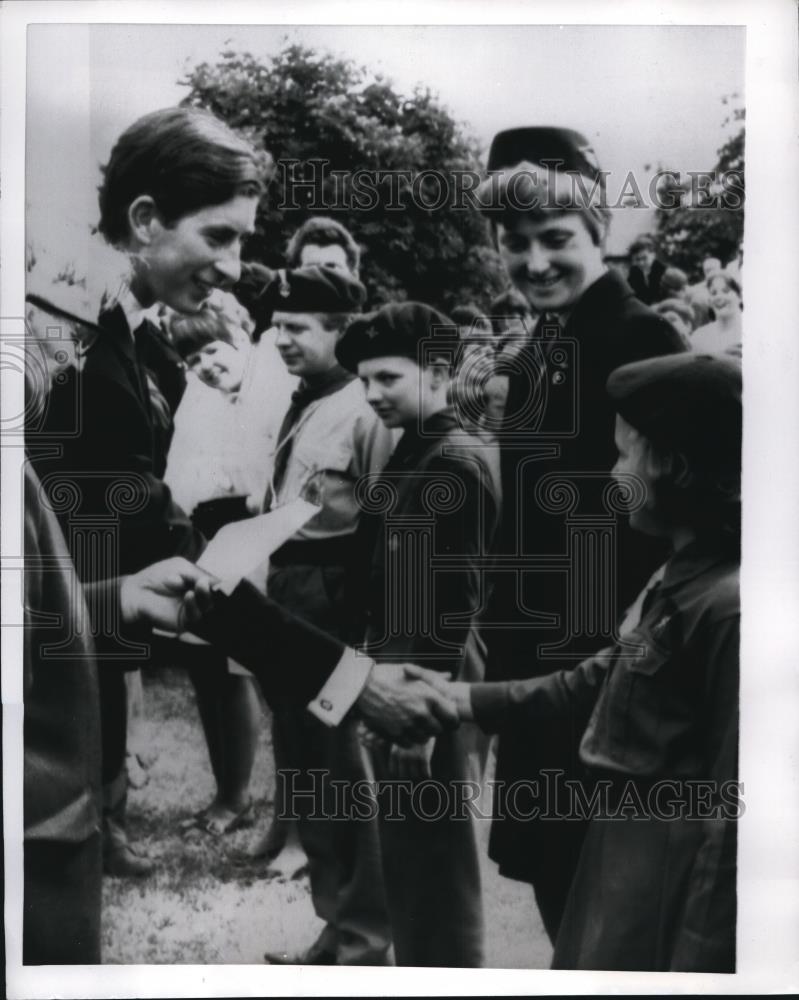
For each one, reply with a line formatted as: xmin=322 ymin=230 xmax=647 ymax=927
xmin=102 ymin=667 xmax=551 ymax=968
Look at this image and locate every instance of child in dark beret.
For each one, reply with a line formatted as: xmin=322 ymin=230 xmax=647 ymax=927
xmin=418 ymin=352 xmax=741 ymax=972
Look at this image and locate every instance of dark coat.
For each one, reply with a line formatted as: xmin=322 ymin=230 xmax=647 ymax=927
xmin=627 ymin=258 xmax=667 ymax=305
xmin=473 ymin=541 xmax=739 ymax=971
xmin=354 ymin=407 xmax=501 ymax=967
xmin=31 ymin=304 xmax=202 ymax=582
xmin=359 ymin=408 xmax=501 ymax=678
xmin=193 ymin=577 xmax=353 ymax=705
xmin=485 ymin=268 xmax=686 ymax=903
xmin=23 ymin=463 xmax=101 ymax=843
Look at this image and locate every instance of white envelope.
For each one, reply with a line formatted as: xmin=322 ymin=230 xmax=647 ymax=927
xmin=197 ymin=497 xmax=319 ymax=594
xmin=153 ymin=497 xmax=319 ymax=643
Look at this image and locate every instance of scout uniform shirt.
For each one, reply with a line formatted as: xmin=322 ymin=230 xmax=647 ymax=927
xmin=265 ymin=369 xmax=394 ymax=547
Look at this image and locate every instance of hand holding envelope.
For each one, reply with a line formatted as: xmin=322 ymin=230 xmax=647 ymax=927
xmin=151 ymin=497 xmax=320 ymax=643
xmin=196 ymin=497 xmax=320 ymax=594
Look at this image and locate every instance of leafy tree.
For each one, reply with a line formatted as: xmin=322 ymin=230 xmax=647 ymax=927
xmin=181 ymin=44 xmax=507 ymax=312
xmin=655 ymin=97 xmax=745 ymax=281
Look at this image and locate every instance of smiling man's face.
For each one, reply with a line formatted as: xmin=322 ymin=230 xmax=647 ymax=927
xmin=496 ymin=211 xmax=604 ymax=314
xmin=137 ymin=195 xmax=258 ymax=314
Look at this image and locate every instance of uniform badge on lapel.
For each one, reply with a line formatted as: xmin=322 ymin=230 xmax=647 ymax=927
xmin=649 ymin=613 xmax=673 ymax=643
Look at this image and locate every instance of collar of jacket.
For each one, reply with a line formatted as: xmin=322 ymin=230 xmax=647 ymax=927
xmin=291 ymin=364 xmax=354 ymax=409
xmin=95 ymin=302 xmax=138 ymax=361
xmin=393 ymin=406 xmax=460 ymax=459
xmin=561 ymin=268 xmax=635 ymax=334
xmin=660 ymin=534 xmax=739 ymax=594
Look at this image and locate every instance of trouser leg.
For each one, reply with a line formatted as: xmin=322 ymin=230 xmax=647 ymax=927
xmin=98 ymin=665 xmax=129 ymax=849
xmin=23 ymin=832 xmax=102 ymax=964
xmin=288 ymin=711 xmax=392 ymax=965
xmin=372 ymin=732 xmax=485 ymax=967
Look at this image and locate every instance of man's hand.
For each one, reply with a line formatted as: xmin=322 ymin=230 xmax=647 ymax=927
xmin=403 ymin=666 xmax=475 ymax=721
xmin=356 ymin=663 xmax=459 ymax=747
xmin=119 ymin=558 xmax=219 ymax=633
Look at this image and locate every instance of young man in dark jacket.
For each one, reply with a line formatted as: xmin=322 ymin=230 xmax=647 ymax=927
xmin=29 ymin=107 xmax=270 ymax=876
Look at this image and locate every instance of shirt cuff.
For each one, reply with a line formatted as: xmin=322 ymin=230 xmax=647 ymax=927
xmin=306 ymin=647 xmax=374 ymax=727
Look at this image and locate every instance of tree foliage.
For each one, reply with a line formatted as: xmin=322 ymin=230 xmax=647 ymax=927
xmin=655 ymin=98 xmax=745 ymax=281
xmin=180 ymin=44 xmax=507 ymax=312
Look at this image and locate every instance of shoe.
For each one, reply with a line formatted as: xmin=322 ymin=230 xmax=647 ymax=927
xmin=178 ymin=804 xmax=213 ymax=834
xmin=103 ymin=843 xmax=155 ymax=878
xmin=181 ymin=799 xmax=255 ymax=837
xmin=126 ymin=752 xmax=149 ymax=790
xmin=239 ymin=817 xmax=291 ymax=861
xmin=263 ymin=946 xmax=337 ymax=965
xmin=265 ymin=927 xmax=338 ymax=965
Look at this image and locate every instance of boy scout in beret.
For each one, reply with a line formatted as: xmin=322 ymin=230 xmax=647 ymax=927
xmin=254 ymin=265 xmax=394 ymax=966
xmin=336 ymin=301 xmax=502 ymax=967
xmin=473 ymin=125 xmax=687 ymax=940
xmin=431 ymin=352 xmax=741 ymax=971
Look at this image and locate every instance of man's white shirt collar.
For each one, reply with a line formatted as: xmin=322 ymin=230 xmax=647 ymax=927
xmin=117 ymin=284 xmax=161 ymax=337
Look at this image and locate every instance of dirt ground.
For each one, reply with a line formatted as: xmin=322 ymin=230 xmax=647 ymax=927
xmin=102 ymin=667 xmax=552 ymax=968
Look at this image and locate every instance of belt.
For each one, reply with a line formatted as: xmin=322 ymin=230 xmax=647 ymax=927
xmin=270 ymin=536 xmax=356 ymax=568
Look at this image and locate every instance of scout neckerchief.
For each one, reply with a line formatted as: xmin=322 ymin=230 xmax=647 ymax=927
xmin=263 ymin=364 xmax=355 ymax=511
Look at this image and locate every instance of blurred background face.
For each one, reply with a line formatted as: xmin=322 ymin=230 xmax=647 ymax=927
xmin=708 ymin=277 xmax=741 ymax=319
xmin=273 ymin=310 xmax=338 ymax=377
xmin=298 ymin=242 xmax=353 ymax=275
xmin=497 ymin=212 xmax=603 ymax=314
xmin=631 ymin=248 xmax=655 ymax=271
xmin=136 ymin=194 xmax=258 ymax=313
xmin=185 ymin=333 xmax=250 ymax=394
xmin=702 ymin=257 xmax=723 ymax=280
xmin=358 ymin=354 xmax=430 ymax=428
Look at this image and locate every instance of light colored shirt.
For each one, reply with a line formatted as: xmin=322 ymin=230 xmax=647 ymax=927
xmin=268 ymin=378 xmax=396 ymax=543
xmin=165 ymin=332 xmax=298 ymax=513
xmin=690 ymin=321 xmax=742 ymax=356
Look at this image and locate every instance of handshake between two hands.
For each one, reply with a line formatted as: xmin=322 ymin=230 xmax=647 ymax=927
xmin=118 ymin=557 xmax=474 ymax=752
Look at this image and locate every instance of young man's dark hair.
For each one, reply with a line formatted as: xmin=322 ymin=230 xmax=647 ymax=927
xmin=31 ymin=105 xmax=271 ymax=882
xmin=285 ymin=216 xmax=361 ymax=275
xmin=98 ymin=107 xmax=271 ymax=246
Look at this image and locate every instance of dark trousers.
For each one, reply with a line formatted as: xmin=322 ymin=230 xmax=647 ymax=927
xmin=23 ymin=832 xmax=102 ymax=964
xmin=98 ymin=665 xmax=130 ymax=846
xmin=272 ymin=702 xmax=392 ymax=965
xmin=371 ymin=728 xmax=486 ymax=967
